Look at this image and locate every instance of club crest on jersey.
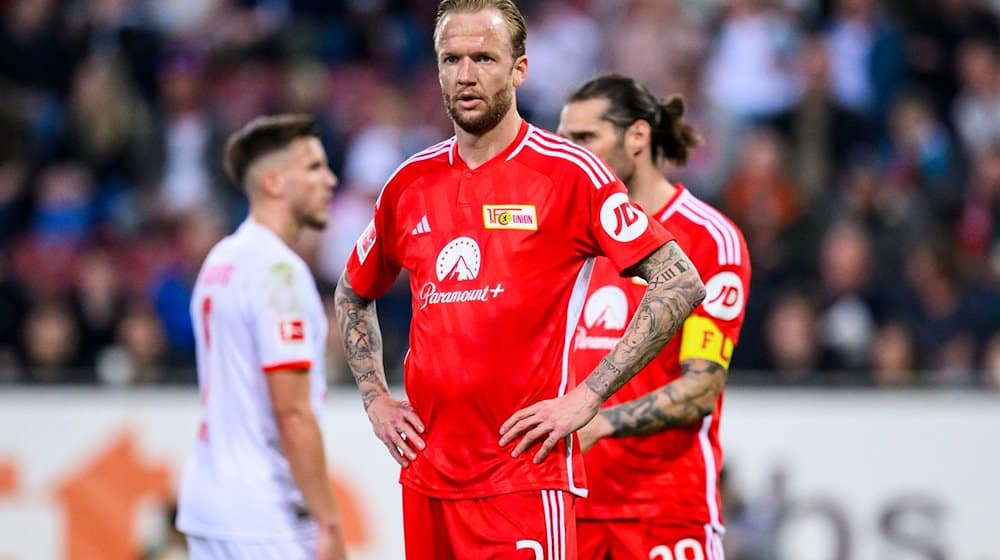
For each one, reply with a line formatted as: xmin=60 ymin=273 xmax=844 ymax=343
xmin=600 ymin=192 xmax=648 ymax=242
xmin=702 ymin=271 xmax=744 ymax=321
xmin=278 ymin=318 xmax=306 ymax=343
xmin=575 ymin=285 xmax=628 ymax=350
xmin=356 ymin=219 xmax=377 ymax=264
xmin=419 ymin=236 xmax=504 ymax=309
xmin=482 ymin=205 xmax=538 ymax=231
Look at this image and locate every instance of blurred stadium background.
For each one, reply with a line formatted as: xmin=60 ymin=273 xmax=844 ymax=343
xmin=0 ymin=0 xmax=997 ymax=559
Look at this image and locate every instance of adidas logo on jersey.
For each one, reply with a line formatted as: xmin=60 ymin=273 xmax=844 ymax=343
xmin=411 ymin=215 xmax=431 ymax=235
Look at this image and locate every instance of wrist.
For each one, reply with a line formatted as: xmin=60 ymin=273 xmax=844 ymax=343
xmin=576 ymin=382 xmax=604 ymax=410
xmin=593 ymin=411 xmax=616 ymax=439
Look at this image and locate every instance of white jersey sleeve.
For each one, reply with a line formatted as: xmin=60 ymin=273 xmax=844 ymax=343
xmin=251 ymin=260 xmax=319 ymax=373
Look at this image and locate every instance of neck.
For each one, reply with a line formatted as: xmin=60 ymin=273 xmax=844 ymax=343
xmin=454 ymin=108 xmax=522 ymax=169
xmin=628 ymin=161 xmax=677 ymax=215
xmin=250 ymin=206 xmax=301 ymax=248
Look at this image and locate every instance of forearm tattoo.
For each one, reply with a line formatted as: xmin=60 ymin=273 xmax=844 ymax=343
xmin=584 ymin=241 xmax=707 ymax=400
xmin=333 ymin=274 xmax=389 ymax=408
xmin=601 ymin=359 xmax=727 ymax=437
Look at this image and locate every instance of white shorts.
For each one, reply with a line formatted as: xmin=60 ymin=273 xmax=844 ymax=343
xmin=186 ymin=535 xmax=315 ymax=560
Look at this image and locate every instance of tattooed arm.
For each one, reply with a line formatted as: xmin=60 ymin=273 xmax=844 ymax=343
xmin=577 ymin=359 xmax=726 ymax=450
xmin=334 ymin=272 xmax=425 ymax=467
xmin=583 ymin=241 xmax=707 ymax=400
xmin=499 ymin=240 xmax=705 ymax=462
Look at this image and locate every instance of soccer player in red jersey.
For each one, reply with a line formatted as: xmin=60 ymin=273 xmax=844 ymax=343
xmin=334 ymin=1 xmax=706 ymax=558
xmin=558 ymin=75 xmax=751 ymax=560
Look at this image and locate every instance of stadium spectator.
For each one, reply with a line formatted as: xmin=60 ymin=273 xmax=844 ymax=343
xmin=952 ymin=39 xmax=1000 ymax=156
xmin=770 ymin=33 xmax=871 ymax=206
xmin=764 ymin=290 xmax=820 ymax=381
xmin=816 ymin=219 xmax=877 ymax=373
xmin=870 ymin=321 xmax=917 ymax=388
xmin=19 ymin=301 xmax=85 ymax=384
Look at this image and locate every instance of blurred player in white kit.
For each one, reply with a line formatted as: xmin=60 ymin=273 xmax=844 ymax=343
xmin=176 ymin=114 xmax=347 ymax=560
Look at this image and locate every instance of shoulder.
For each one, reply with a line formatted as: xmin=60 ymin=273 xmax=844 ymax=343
xmin=666 ymin=190 xmax=748 ymax=269
xmin=230 ymin=225 xmax=309 ymax=279
xmin=376 ymin=137 xmax=456 ymax=209
xmin=509 ymin=125 xmax=618 ymax=190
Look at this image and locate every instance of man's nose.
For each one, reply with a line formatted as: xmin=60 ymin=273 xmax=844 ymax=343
xmin=456 ymin=57 xmax=475 ymax=84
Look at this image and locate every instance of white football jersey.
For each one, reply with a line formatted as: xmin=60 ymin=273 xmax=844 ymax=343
xmin=177 ymin=219 xmax=328 ymax=541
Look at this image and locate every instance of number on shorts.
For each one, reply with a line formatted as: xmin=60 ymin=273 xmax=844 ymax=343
xmin=516 ymin=539 xmax=543 ymax=560
xmin=650 ymin=538 xmax=706 ymax=560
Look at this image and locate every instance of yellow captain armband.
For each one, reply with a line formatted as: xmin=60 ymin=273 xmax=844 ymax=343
xmin=679 ymin=315 xmax=734 ymax=369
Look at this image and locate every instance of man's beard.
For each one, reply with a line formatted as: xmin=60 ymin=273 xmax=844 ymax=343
xmin=295 ymin=206 xmax=328 ymax=231
xmin=444 ymin=86 xmax=513 ymax=135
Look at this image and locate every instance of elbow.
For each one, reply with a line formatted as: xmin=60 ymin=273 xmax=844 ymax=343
xmin=273 ymin=404 xmax=314 ymax=433
xmin=686 ymin=271 xmax=706 ymax=314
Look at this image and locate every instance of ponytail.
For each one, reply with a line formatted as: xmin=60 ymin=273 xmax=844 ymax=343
xmin=655 ymin=95 xmax=702 ymax=167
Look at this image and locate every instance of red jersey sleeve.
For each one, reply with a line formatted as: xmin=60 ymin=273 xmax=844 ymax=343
xmin=344 ymin=187 xmax=401 ymax=300
xmin=677 ymin=219 xmax=751 ymax=368
xmin=582 ymin=179 xmax=673 ymax=275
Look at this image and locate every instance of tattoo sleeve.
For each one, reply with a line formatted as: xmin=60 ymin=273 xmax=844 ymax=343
xmin=333 ymin=272 xmax=390 ymax=409
xmin=601 ymin=359 xmax=727 ymax=437
xmin=583 ymin=241 xmax=706 ymax=400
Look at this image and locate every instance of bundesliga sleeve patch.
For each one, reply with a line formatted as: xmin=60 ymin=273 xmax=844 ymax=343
xmin=600 ymin=192 xmax=648 ymax=242
xmin=482 ymin=205 xmax=538 ymax=230
xmin=702 ymin=272 xmax=744 ymax=321
xmin=277 ymin=317 xmax=306 ymax=343
xmin=356 ymin=219 xmax=377 ymax=264
xmin=679 ymin=315 xmax=734 ymax=368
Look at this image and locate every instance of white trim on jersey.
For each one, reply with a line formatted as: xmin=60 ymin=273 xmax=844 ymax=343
xmin=561 ymin=258 xmax=594 ymax=498
xmin=675 ymin=191 xmax=742 ymax=266
xmin=698 ymin=415 xmax=726 ymax=534
xmin=507 ymin=125 xmax=537 ymax=161
xmin=531 ymin=129 xmax=616 ymax=185
xmin=683 ymin=196 xmax=738 ymax=265
xmin=524 ymin=138 xmax=607 ymax=189
xmin=376 ymin=138 xmax=455 ymax=208
xmin=657 ymin=190 xmax=685 ymax=222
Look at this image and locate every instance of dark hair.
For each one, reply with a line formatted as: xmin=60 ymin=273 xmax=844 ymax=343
xmin=567 ymin=74 xmax=701 ymax=166
xmin=223 ymin=114 xmax=319 ymax=187
xmin=434 ymin=0 xmax=527 ymax=59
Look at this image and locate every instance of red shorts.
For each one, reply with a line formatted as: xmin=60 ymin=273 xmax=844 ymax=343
xmin=577 ymin=519 xmax=725 ymax=560
xmin=403 ymin=486 xmax=578 ymax=560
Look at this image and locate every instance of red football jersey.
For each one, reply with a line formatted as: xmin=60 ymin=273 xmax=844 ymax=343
xmin=345 ymin=121 xmax=673 ymax=499
xmin=571 ymin=186 xmax=750 ymax=531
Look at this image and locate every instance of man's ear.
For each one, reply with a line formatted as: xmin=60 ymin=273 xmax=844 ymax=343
xmin=512 ymin=55 xmax=528 ymax=88
xmin=254 ymin=165 xmax=283 ymax=197
xmin=625 ymin=120 xmax=652 ymax=158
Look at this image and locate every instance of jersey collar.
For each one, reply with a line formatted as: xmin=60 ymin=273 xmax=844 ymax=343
xmin=449 ymin=119 xmax=530 ymax=172
xmin=654 ymin=183 xmax=687 ymax=222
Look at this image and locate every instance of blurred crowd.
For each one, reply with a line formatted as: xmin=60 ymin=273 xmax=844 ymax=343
xmin=0 ymin=0 xmax=997 ymax=390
